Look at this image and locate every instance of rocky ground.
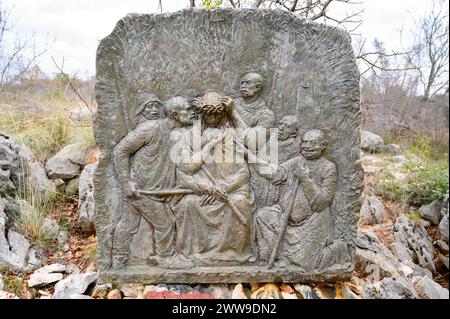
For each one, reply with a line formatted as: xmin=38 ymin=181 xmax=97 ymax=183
xmin=0 ymin=130 xmax=448 ymax=299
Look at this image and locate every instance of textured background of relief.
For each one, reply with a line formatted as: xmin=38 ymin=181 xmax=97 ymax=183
xmin=94 ymin=8 xmax=363 ymax=276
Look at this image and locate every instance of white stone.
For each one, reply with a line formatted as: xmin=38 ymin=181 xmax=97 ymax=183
xmin=77 ymin=163 xmax=97 ymax=233
xmin=413 ymin=276 xmax=449 ymax=299
xmin=361 ymin=131 xmax=384 ymax=153
xmin=419 ymin=200 xmax=442 ymax=225
xmin=28 ymin=272 xmax=63 ymax=287
xmin=52 ymin=272 xmax=97 ymax=299
xmin=35 ymin=263 xmax=66 ymax=274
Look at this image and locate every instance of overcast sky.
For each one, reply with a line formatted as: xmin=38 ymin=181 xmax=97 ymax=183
xmin=2 ymin=0 xmax=433 ymax=78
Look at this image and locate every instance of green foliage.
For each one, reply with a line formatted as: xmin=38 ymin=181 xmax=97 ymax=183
xmin=201 ymin=0 xmax=223 ymax=9
xmin=2 ymin=276 xmax=23 ymax=296
xmin=96 ymin=288 xmax=108 ymax=299
xmin=378 ymin=155 xmax=449 ymax=207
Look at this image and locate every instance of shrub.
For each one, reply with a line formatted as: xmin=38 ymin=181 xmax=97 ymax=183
xmin=378 ymin=156 xmax=449 ymax=207
xmin=1 ymin=275 xmax=23 ymax=296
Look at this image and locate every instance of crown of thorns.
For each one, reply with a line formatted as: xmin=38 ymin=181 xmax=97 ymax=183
xmin=193 ymin=92 xmax=226 ymax=114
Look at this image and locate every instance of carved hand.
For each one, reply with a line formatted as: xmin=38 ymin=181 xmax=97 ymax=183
xmin=211 ymin=185 xmax=228 ymax=202
xmin=191 ymin=97 xmax=202 ymax=110
xmin=221 ymin=96 xmax=234 ymax=114
xmin=272 ymin=166 xmax=287 ymax=185
xmin=201 ymin=194 xmax=216 ymax=206
xmin=294 ymin=162 xmax=310 ymax=180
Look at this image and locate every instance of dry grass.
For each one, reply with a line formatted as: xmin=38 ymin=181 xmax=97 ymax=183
xmin=3 ymin=162 xmax=59 ymax=246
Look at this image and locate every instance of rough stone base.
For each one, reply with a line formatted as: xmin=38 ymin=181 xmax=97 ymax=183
xmin=101 ymin=265 xmax=353 ymax=284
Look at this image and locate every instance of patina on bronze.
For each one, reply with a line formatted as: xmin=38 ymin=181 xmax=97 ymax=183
xmin=94 ymin=8 xmax=363 ymax=283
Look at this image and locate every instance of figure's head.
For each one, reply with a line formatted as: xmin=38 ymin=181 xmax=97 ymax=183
xmin=240 ymin=72 xmax=263 ymax=99
xmin=165 ymin=96 xmax=195 ymax=126
xmin=301 ymin=129 xmax=327 ymax=160
xmin=196 ymin=91 xmax=228 ymax=128
xmin=135 ymin=93 xmax=164 ymax=121
xmin=277 ymin=115 xmax=298 ymax=141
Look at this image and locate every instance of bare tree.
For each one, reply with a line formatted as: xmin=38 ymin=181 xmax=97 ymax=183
xmin=218 ymin=0 xmax=364 ymax=33
xmin=189 ymin=0 xmax=416 ymax=76
xmin=0 ymin=1 xmax=49 ymax=94
xmin=408 ymin=0 xmax=449 ymax=100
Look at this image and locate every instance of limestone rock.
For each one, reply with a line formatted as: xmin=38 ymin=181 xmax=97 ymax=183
xmin=389 ymin=215 xmax=435 ymax=272
xmin=0 ymin=132 xmax=55 ymax=194
xmin=57 ymin=230 xmax=69 ymax=244
xmin=0 ymin=274 xmax=3 ymax=290
xmin=359 ymin=195 xmax=385 ymax=225
xmin=52 ymin=272 xmax=98 ymax=299
xmin=42 ymin=217 xmax=60 ymax=238
xmin=419 ymin=200 xmax=442 ymax=225
xmin=439 ymin=211 xmax=449 ymax=243
xmin=35 ymin=263 xmax=66 ymax=274
xmin=66 ymin=263 xmax=80 ymax=274
xmin=412 ymin=276 xmax=449 ymax=299
xmin=419 ymin=220 xmax=431 ymax=228
xmin=355 ymin=229 xmax=403 ymax=280
xmin=64 ymin=176 xmax=79 ymax=197
xmin=1 ymin=227 xmax=30 ymax=271
xmin=392 ymin=155 xmax=406 ymax=163
xmin=386 ymin=144 xmax=401 ymax=154
xmin=1 ymin=200 xmax=45 ymax=271
xmin=361 ymin=131 xmax=384 ymax=153
xmin=77 ymin=163 xmax=96 ymax=234
xmin=435 ymin=240 xmax=449 ymax=253
xmin=28 ymin=272 xmax=63 ymax=287
xmin=45 ymin=143 xmax=83 ymax=180
xmin=439 ymin=254 xmax=449 ymax=269
xmin=363 ymin=276 xmax=419 ymax=299
xmin=403 ymin=261 xmax=433 ymax=279
xmin=29 ymin=161 xmax=56 ymax=194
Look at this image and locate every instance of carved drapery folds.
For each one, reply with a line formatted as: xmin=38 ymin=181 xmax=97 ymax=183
xmin=94 ymin=8 xmax=362 ymax=283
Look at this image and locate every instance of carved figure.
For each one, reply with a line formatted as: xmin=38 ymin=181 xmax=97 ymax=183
xmin=254 ymin=129 xmax=337 ymax=271
xmin=231 ymin=72 xmax=275 ymax=134
xmin=111 ymin=94 xmax=194 ymax=269
xmin=174 ymin=91 xmax=256 ymax=265
xmin=253 ymin=115 xmax=301 ymax=207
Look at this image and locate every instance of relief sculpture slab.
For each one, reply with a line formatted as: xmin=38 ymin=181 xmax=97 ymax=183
xmin=94 ymin=8 xmax=363 ymax=283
